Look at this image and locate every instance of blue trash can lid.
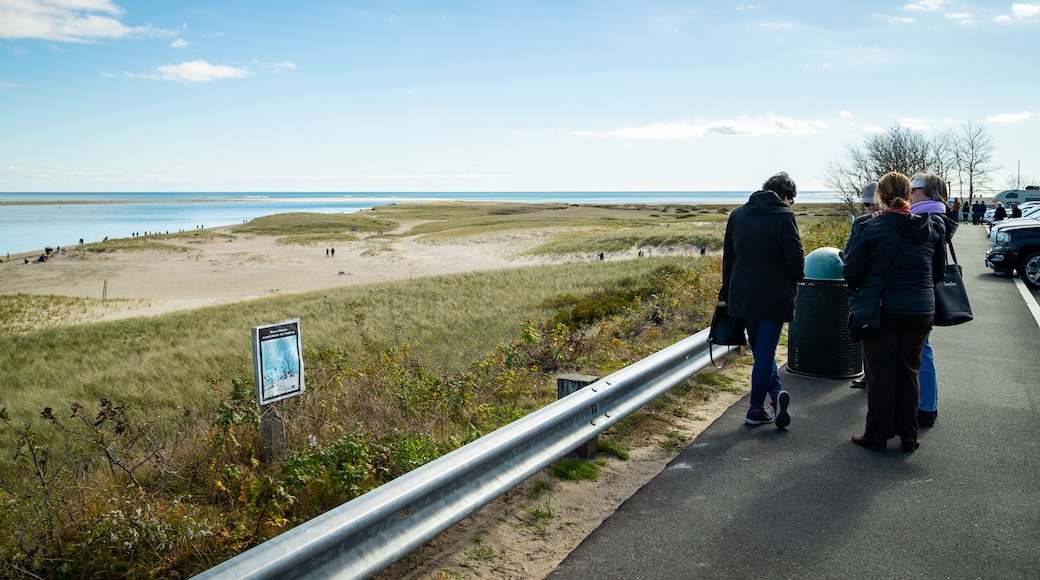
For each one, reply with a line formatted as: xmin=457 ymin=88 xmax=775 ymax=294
xmin=804 ymin=247 xmax=844 ymax=280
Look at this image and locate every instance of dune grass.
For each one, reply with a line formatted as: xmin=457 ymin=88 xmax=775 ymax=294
xmin=0 ymin=256 xmax=698 ymax=422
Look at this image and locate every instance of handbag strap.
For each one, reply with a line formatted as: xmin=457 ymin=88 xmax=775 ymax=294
xmin=945 ymin=236 xmax=959 ymax=265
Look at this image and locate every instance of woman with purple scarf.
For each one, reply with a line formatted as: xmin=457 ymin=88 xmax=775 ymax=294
xmin=908 ymin=172 xmax=956 ymax=428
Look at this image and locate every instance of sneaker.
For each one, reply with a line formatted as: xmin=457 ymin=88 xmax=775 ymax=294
xmin=745 ymin=407 xmax=774 ymax=426
xmin=774 ymin=390 xmax=791 ymax=429
xmin=850 ymin=378 xmax=867 ymax=389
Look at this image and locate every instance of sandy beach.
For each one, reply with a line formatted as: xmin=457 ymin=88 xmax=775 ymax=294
xmin=0 ymin=220 xmax=560 ymax=322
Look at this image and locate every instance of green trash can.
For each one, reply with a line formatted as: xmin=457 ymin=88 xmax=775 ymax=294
xmin=787 ymin=247 xmax=862 ymax=378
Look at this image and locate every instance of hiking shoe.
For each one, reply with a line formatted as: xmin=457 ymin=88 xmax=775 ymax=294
xmin=745 ymin=407 xmax=774 ymax=426
xmin=774 ymin=390 xmax=791 ymax=429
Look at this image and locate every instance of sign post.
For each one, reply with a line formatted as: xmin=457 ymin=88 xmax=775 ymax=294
xmin=252 ymin=319 xmax=304 ymax=461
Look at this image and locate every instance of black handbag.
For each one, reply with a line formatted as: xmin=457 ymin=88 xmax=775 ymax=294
xmin=708 ymin=303 xmax=746 ymax=346
xmin=707 ymin=303 xmax=746 ymax=368
xmin=847 ymin=292 xmax=882 ymax=341
xmin=934 ymin=238 xmax=973 ymax=326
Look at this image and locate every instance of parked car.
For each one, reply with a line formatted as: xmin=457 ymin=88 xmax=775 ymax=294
xmin=985 ymin=221 xmax=1040 ymax=288
xmin=989 ymin=205 xmax=1040 ymax=242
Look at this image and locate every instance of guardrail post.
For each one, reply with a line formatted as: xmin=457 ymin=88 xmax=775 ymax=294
xmin=557 ymin=373 xmax=599 ymax=459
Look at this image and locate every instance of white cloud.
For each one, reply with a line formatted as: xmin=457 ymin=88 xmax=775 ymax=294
xmin=985 ymin=111 xmax=1038 ymax=123
xmin=98 ymin=71 xmax=112 ymax=78
xmin=1013 ymin=3 xmax=1040 ymax=18
xmin=899 ymin=117 xmax=932 ymax=131
xmin=862 ymin=125 xmax=886 ymax=134
xmin=0 ymin=0 xmax=176 ymax=42
xmin=878 ymin=14 xmax=915 ymax=24
xmin=736 ymin=4 xmax=761 ymax=11
xmin=944 ymin=12 xmax=974 ymax=23
xmin=903 ymin=0 xmax=946 ymax=12
xmin=840 ymin=111 xmax=854 ymax=119
xmin=170 ymin=38 xmax=188 ymax=48
xmin=574 ymin=114 xmax=826 ymax=140
xmin=128 ymin=60 xmax=253 ymax=83
xmin=252 ymin=59 xmax=297 ymax=71
xmin=760 ymin=21 xmax=794 ymax=29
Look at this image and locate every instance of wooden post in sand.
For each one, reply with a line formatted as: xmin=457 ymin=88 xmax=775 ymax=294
xmin=102 ymin=280 xmax=108 ymax=300
xmin=556 ymin=373 xmax=600 ymax=459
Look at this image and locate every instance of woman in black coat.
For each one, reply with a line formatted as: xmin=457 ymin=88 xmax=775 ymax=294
xmin=719 ymin=172 xmax=805 ymax=428
xmin=843 ymin=172 xmax=945 ymax=452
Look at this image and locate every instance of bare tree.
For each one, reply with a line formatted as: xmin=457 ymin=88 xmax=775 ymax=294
xmin=824 ymin=122 xmax=1001 ymax=210
xmin=953 ymin=121 xmax=999 ymax=202
xmin=822 ymin=126 xmax=933 ymax=215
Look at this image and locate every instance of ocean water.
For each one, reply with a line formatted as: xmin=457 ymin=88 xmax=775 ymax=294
xmin=0 ymin=191 xmax=842 ymax=256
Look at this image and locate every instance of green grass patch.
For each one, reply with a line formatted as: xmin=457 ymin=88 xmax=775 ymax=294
xmin=549 ymin=459 xmax=599 ymax=481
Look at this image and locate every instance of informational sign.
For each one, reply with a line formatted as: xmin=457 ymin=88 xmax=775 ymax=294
xmin=252 ymin=318 xmax=305 ymax=406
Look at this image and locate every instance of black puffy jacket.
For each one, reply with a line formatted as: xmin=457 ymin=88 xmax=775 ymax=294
xmin=719 ymin=190 xmax=805 ymax=322
xmin=842 ymin=210 xmax=945 ymax=316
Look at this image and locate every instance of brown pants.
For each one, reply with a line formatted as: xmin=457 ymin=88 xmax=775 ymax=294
xmin=861 ymin=314 xmax=933 ymax=441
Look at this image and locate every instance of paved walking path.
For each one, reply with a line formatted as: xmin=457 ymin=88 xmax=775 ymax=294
xmin=549 ymin=223 xmax=1040 ymax=579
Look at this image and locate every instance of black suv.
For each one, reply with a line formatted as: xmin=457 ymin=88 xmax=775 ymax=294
xmin=986 ymin=221 xmax=1040 ymax=288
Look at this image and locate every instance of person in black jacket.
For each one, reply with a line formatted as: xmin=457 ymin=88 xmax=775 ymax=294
xmin=843 ymin=172 xmax=945 ymax=453
xmin=845 ymin=181 xmax=879 ymax=389
xmin=719 ymin=172 xmax=805 ymax=429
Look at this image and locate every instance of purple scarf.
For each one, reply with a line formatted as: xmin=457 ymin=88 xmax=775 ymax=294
xmin=910 ymin=199 xmax=947 ymax=215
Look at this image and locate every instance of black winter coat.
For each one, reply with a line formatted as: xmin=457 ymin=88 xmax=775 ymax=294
xmin=719 ymin=190 xmax=805 ymax=322
xmin=842 ymin=211 xmax=945 ymax=316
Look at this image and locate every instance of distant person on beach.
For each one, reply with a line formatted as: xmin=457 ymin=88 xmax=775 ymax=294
xmin=719 ymin=172 xmax=804 ymax=429
xmin=331 ymin=247 xmax=335 ymax=257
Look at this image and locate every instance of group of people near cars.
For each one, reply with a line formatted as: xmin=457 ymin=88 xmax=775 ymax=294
xmin=718 ymin=170 xmax=953 ymax=453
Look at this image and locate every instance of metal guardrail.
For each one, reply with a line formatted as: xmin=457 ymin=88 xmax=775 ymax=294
xmin=195 ymin=328 xmax=734 ymax=580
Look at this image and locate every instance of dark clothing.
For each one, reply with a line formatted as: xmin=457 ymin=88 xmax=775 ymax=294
xmin=994 ymin=205 xmax=1007 ymax=222
xmin=1011 ymin=206 xmax=1023 ymax=219
xmin=862 ymin=313 xmax=932 ymax=440
xmin=843 ymin=210 xmax=945 ymax=445
xmin=719 ymin=190 xmax=804 ymax=323
xmin=842 ymin=211 xmax=945 ymax=317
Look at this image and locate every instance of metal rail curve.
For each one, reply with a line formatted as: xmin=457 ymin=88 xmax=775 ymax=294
xmin=195 ymin=328 xmax=734 ymax=579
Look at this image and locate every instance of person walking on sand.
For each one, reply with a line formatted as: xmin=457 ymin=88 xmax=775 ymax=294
xmin=719 ymin=172 xmax=805 ymax=429
xmin=843 ymin=172 xmax=945 ymax=453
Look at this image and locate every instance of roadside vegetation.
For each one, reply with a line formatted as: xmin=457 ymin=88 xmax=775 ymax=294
xmin=0 ymin=202 xmax=849 ymax=578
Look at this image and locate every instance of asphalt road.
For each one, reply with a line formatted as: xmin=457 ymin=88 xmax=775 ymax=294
xmin=548 ymin=222 xmax=1040 ymax=579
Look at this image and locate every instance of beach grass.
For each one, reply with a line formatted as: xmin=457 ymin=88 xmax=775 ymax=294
xmin=0 ymin=256 xmax=700 ymax=421
xmin=230 ymin=212 xmax=395 ymax=244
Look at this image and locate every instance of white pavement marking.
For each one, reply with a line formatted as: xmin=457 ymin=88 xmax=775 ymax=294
xmin=1014 ymin=278 xmax=1040 ymax=328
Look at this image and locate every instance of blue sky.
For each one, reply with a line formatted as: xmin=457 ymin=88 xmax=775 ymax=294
xmin=1 ymin=0 xmax=1038 ymax=193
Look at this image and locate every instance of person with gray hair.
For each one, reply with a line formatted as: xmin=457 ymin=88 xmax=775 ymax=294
xmin=908 ymin=172 xmax=956 ymax=428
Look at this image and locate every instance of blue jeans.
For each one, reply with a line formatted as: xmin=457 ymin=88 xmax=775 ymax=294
xmin=918 ymin=332 xmax=937 ymax=413
xmin=745 ymin=319 xmax=784 ymax=409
